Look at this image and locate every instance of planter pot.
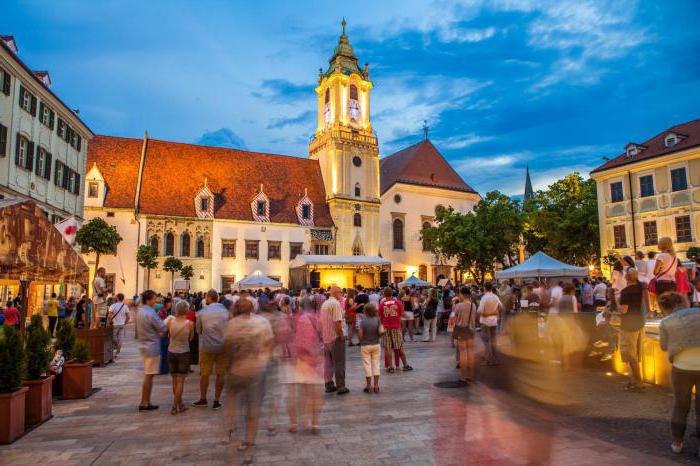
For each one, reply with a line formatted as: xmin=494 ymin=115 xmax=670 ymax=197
xmin=24 ymin=375 xmax=54 ymax=427
xmin=62 ymin=361 xmax=93 ymax=400
xmin=0 ymin=387 xmax=28 ymax=444
xmin=76 ymin=327 xmax=114 ymax=366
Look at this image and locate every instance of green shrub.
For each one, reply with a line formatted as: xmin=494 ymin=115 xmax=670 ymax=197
xmin=25 ymin=315 xmax=52 ymax=380
xmin=73 ymin=340 xmax=90 ymax=363
xmin=0 ymin=325 xmax=27 ymax=393
xmin=54 ymin=318 xmax=76 ymax=361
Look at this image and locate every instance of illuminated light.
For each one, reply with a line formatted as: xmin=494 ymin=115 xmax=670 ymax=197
xmin=605 ymin=372 xmax=613 ymax=376
xmin=588 ymin=264 xmax=595 ymax=271
xmin=406 ymin=265 xmax=418 ymax=276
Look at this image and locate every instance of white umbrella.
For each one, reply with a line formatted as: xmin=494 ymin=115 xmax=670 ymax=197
xmin=234 ymin=272 xmax=282 ymax=290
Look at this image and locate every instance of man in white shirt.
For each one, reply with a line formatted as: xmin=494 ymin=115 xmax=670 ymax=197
xmin=108 ymin=293 xmax=130 ymax=357
xmin=593 ymin=278 xmax=607 ymax=307
xmin=548 ymin=281 xmax=563 ymax=314
xmin=477 ymin=282 xmax=502 ymax=365
xmin=92 ymin=267 xmax=108 ymax=329
xmin=320 ymin=286 xmax=348 ymax=394
xmin=369 ymin=289 xmax=381 ymax=305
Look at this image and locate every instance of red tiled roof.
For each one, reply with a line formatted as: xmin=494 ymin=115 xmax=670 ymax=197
xmin=591 ymin=118 xmax=700 ymax=174
xmin=87 ymin=135 xmax=334 ymax=227
xmin=379 ymin=139 xmax=477 ymax=195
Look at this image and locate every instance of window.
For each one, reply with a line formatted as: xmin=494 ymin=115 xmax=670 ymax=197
xmin=245 ymin=240 xmax=259 ymax=259
xmin=180 ymin=233 xmax=191 ymax=257
xmin=165 ymin=232 xmax=175 ymax=256
xmin=610 ymin=181 xmax=623 ymax=203
xmin=57 ymin=118 xmax=66 ymax=139
xmin=313 ymin=244 xmax=329 ymax=255
xmin=422 ymin=221 xmax=432 ymax=251
xmin=268 ymin=241 xmax=281 ymax=260
xmin=54 ymin=161 xmax=64 ymax=187
xmin=393 ymin=218 xmax=404 ymax=250
xmin=324 ymin=88 xmax=330 ymax=104
xmin=665 ymin=134 xmax=678 ymax=148
xmin=221 ymin=240 xmax=236 ymax=258
xmin=200 ymin=197 xmax=209 ymax=212
xmin=39 ymin=103 xmax=55 ymax=129
xmin=14 ymin=134 xmax=33 ymax=170
xmin=613 ymin=225 xmax=627 ymax=249
xmin=0 ymin=124 xmax=7 ymax=157
xmin=676 ymin=216 xmax=692 ymax=243
xmin=671 ymin=168 xmax=688 ymax=192
xmin=1 ymin=67 xmax=10 ymax=96
xmin=256 ymin=200 xmax=266 ymax=216
xmin=88 ymin=181 xmax=99 ymax=198
xmin=353 ymin=212 xmax=362 ymax=227
xmin=349 ymin=84 xmax=358 ymax=100
xmin=19 ymin=86 xmax=37 ymax=116
xmin=106 ymin=211 xmax=114 ymax=217
xmin=643 ymin=221 xmax=658 ymax=246
xmin=639 ymin=175 xmax=654 ymax=197
xmin=301 ymin=204 xmax=311 ymax=220
xmin=149 ymin=235 xmax=159 ymax=253
xmin=290 ymin=242 xmax=303 ymax=259
xmin=394 ymin=194 xmax=402 ymax=204
xmin=196 ymin=238 xmax=205 ymax=258
xmin=35 ymin=147 xmax=52 ymax=179
xmin=352 ymin=156 xmax=362 ymax=167
xmin=354 ymin=182 xmax=361 ymax=197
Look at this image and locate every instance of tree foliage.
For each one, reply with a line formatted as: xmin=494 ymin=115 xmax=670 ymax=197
xmin=523 ymin=173 xmax=599 ymax=266
xmin=687 ymin=247 xmax=700 ymax=261
xmin=163 ymin=256 xmax=183 ymax=293
xmin=0 ymin=325 xmax=27 ymax=393
xmin=75 ymin=217 xmax=122 ymax=271
xmin=422 ymin=191 xmax=524 ymax=285
xmin=25 ymin=314 xmax=52 ymax=380
xmin=180 ymin=265 xmax=194 ymax=281
xmin=136 ymin=244 xmax=159 ymax=289
xmin=54 ymin=318 xmax=76 ymax=361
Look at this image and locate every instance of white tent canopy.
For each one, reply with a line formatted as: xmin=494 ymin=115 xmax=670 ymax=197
xmin=234 ymin=272 xmax=282 ymax=290
xmin=288 ymin=255 xmax=391 ymax=268
xmin=495 ymin=251 xmax=588 ymax=280
xmin=398 ymin=275 xmax=431 ymax=288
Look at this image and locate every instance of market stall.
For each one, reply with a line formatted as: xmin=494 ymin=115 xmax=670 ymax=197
xmin=0 ymin=199 xmax=89 ymax=330
xmin=398 ymin=275 xmax=431 ymax=288
xmin=234 ymin=272 xmax=282 ymax=290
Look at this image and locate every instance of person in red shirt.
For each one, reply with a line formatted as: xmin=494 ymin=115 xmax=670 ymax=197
xmin=378 ymin=288 xmax=413 ymax=372
xmin=3 ymin=301 xmax=20 ymax=328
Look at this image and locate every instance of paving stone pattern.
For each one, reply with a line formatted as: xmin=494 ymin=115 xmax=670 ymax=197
xmin=0 ymin=326 xmax=687 ymax=465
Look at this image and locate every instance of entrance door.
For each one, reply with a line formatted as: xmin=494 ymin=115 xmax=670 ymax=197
xmin=221 ymin=275 xmax=236 ymax=293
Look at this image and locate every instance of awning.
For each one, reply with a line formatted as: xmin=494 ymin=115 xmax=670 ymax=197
xmin=289 ymin=255 xmax=391 ymax=268
xmin=495 ymin=251 xmax=588 ymax=279
xmin=0 ymin=198 xmax=89 ymax=283
xmin=398 ymin=275 xmax=431 ymax=288
xmin=234 ymin=272 xmax=282 ymax=289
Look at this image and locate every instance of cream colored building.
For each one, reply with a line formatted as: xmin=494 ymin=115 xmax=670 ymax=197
xmin=82 ymin=21 xmax=479 ymax=296
xmin=590 ymin=118 xmax=700 ymax=260
xmin=0 ymin=35 xmax=92 ymax=223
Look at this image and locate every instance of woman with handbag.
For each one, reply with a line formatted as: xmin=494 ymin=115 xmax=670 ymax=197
xmin=651 ymin=237 xmax=679 ymax=296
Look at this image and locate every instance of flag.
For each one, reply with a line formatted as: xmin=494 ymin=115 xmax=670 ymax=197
xmin=55 ymin=217 xmax=80 ymax=245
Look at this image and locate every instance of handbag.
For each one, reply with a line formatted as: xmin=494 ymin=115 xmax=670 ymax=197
xmin=648 ymin=256 xmax=677 ymax=295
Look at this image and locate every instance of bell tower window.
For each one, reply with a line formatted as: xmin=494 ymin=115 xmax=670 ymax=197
xmin=353 ymin=213 xmax=362 ymax=227
xmin=354 ymin=182 xmax=361 ymax=197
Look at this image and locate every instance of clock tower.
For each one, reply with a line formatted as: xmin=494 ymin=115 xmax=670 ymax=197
xmin=309 ymin=19 xmax=380 ymax=256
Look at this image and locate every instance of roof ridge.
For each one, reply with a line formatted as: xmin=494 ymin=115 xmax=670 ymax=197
xmin=147 ymin=137 xmax=312 ymax=162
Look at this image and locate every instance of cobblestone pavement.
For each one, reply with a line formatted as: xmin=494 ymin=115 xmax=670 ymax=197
xmin=0 ymin=326 xmax=688 ymax=465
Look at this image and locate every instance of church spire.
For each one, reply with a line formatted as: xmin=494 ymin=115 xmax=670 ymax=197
xmin=524 ymin=165 xmax=534 ymax=200
xmin=324 ymin=18 xmax=364 ymax=78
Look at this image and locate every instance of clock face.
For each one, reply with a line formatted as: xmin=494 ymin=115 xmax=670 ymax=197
xmin=352 ymin=156 xmax=362 ymax=167
xmin=348 ymin=99 xmax=360 ymax=121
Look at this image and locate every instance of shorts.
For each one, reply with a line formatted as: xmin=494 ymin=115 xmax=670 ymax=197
xmin=382 ymin=328 xmax=403 ymax=350
xmin=619 ymin=329 xmax=643 ymax=363
xmin=168 ymin=351 xmax=191 ymax=375
xmin=402 ymin=311 xmax=414 ymax=321
xmin=140 ymin=351 xmax=160 ymax=375
xmin=454 ymin=325 xmax=474 ymax=341
xmin=200 ymin=351 xmax=227 ymax=377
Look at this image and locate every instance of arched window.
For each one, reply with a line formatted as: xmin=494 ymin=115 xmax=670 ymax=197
xmin=393 ymin=218 xmax=404 ymax=250
xmin=353 ymin=213 xmax=362 ymax=227
xmin=325 ymin=88 xmax=330 ymax=104
xmin=354 ymin=182 xmax=361 ymax=197
xmin=349 ymin=85 xmax=358 ymax=100
xmin=165 ymin=232 xmax=174 ymax=256
xmin=422 ymin=221 xmax=432 ymax=252
xmin=196 ymin=237 xmax=205 ymax=258
xmin=352 ymin=237 xmax=362 ymax=256
xmin=181 ymin=232 xmax=191 ymax=257
xmin=149 ymin=235 xmax=159 ymax=253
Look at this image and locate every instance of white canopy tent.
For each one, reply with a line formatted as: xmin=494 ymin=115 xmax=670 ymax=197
xmin=495 ymin=251 xmax=588 ymax=280
xmin=288 ymin=255 xmax=391 ymax=268
xmin=398 ymin=275 xmax=431 ymax=288
xmin=234 ymin=272 xmax=282 ymax=290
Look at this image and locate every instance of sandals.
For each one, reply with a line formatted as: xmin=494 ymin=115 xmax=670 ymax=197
xmin=170 ymin=405 xmax=178 ymax=415
xmin=178 ymin=404 xmax=189 ymax=413
xmin=373 ymin=387 xmax=380 ymax=393
xmin=363 ymin=387 xmax=372 ymax=393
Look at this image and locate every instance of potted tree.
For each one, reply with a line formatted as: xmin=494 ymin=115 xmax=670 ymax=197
xmin=23 ymin=315 xmax=54 ymax=427
xmin=0 ymin=325 xmax=28 ymax=444
xmin=137 ymin=244 xmax=159 ymax=289
xmin=52 ymin=318 xmax=76 ymax=398
xmin=62 ymin=340 xmax=93 ymax=400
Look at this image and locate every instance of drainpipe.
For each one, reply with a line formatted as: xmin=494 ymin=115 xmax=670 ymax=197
xmin=627 ymin=171 xmax=637 ymax=253
xmin=133 ymin=131 xmax=149 ymax=295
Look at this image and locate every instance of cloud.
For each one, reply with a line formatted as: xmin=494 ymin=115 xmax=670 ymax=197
xmin=252 ymin=79 xmax=314 ymax=104
xmin=435 ymin=133 xmax=493 ymax=149
xmin=267 ymin=110 xmax=315 ymax=130
xmin=194 ymin=128 xmax=247 ymax=150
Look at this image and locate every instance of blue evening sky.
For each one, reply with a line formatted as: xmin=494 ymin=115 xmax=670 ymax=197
xmin=4 ymin=0 xmax=700 ymax=195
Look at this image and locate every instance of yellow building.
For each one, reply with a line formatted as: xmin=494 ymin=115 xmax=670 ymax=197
xmin=590 ymin=119 xmax=700 ymax=260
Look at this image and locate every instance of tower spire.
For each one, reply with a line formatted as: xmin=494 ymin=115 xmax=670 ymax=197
xmin=524 ymin=165 xmax=534 ymax=200
xmin=422 ymin=120 xmax=429 ymax=140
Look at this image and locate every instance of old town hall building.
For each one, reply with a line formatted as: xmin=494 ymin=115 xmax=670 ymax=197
xmin=84 ymin=22 xmax=479 ymax=295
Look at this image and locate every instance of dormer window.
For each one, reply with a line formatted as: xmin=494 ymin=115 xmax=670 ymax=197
xmin=194 ymin=179 xmax=214 ymax=219
xmin=251 ymin=186 xmax=270 ymax=222
xmin=200 ymin=198 xmax=208 ymax=211
xmin=296 ymin=189 xmax=314 ymax=226
xmin=624 ymin=143 xmax=646 ymax=158
xmin=664 ymin=133 xmax=684 ymax=148
xmin=256 ymin=200 xmax=265 ymax=216
xmin=302 ymin=204 xmax=311 ymax=219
